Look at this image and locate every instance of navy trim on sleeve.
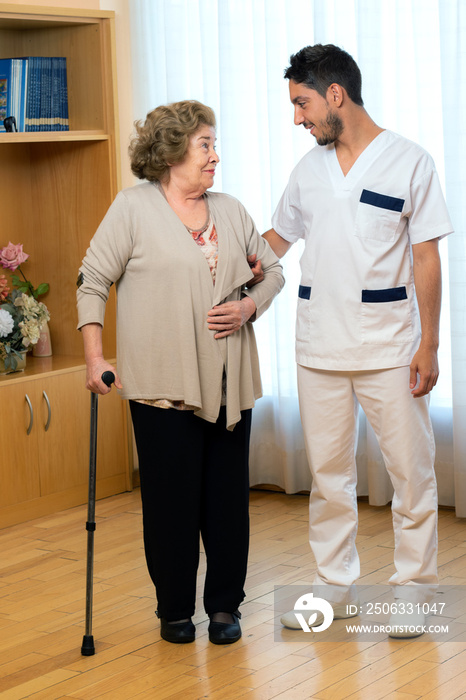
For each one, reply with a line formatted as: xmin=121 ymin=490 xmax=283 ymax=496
xmin=298 ymin=285 xmax=311 ymax=300
xmin=362 ymin=286 xmax=408 ymax=303
xmin=360 ymin=189 xmax=404 ymax=213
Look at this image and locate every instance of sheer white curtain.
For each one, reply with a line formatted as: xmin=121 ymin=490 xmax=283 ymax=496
xmin=439 ymin=1 xmax=466 ymax=516
xmin=129 ymin=0 xmax=465 ymax=514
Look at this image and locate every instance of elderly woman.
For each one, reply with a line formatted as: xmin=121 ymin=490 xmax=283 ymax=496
xmin=77 ymin=100 xmax=284 ymax=645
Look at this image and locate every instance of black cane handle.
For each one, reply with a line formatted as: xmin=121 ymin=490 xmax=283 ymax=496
xmin=101 ymin=371 xmax=115 ymax=387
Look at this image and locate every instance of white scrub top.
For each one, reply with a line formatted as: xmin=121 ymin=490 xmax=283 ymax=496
xmin=272 ymin=130 xmax=453 ymax=371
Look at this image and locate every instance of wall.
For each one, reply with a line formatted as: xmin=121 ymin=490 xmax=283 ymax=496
xmin=6 ymin=0 xmax=135 ymax=188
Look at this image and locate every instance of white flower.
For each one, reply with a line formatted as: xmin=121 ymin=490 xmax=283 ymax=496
xmin=0 ymin=308 xmax=14 ymax=337
xmin=19 ymin=319 xmax=41 ymax=346
xmin=14 ymin=293 xmax=50 ymax=324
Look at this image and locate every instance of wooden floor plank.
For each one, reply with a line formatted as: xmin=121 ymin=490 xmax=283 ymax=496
xmin=19 ymin=654 xmax=148 ymax=700
xmin=0 ymin=669 xmax=79 ymax=700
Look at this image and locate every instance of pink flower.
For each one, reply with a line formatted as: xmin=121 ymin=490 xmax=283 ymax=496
xmin=0 ymin=242 xmax=29 ymax=271
xmin=0 ymin=274 xmax=9 ymax=301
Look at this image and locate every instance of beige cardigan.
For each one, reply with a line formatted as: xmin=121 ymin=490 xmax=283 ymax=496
xmin=77 ymin=183 xmax=284 ymax=429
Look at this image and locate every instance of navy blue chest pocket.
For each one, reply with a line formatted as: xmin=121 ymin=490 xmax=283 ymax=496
xmin=355 ymin=189 xmax=405 ymax=242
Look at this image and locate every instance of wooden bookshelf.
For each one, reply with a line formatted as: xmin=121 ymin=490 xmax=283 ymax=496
xmin=0 ymin=4 xmax=131 ymax=528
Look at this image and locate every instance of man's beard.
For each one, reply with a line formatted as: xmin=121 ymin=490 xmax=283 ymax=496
xmin=315 ymin=110 xmax=344 ymax=146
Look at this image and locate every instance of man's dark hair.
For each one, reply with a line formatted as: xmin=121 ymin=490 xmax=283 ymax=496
xmin=284 ymin=44 xmax=364 ymax=106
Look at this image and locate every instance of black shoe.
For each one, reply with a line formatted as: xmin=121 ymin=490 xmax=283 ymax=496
xmin=159 ymin=617 xmax=195 ymax=644
xmin=208 ymin=611 xmax=242 ymax=645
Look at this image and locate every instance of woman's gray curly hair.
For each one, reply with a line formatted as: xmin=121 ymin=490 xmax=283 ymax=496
xmin=129 ymin=100 xmax=216 ymax=182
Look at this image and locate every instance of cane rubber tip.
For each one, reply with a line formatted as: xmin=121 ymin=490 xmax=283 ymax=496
xmin=81 ymin=635 xmax=95 ymax=655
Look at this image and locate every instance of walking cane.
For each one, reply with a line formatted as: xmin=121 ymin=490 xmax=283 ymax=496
xmin=81 ymin=370 xmax=115 ymax=656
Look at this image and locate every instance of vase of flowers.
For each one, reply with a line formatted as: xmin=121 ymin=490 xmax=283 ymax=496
xmin=0 ymin=243 xmax=51 ymax=373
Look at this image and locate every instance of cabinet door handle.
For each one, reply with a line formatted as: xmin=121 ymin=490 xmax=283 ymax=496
xmin=25 ymin=394 xmax=33 ymax=435
xmin=43 ymin=391 xmax=51 ymax=432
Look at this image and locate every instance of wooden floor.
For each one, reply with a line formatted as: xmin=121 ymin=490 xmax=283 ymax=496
xmin=1 ymin=489 xmax=466 ymax=699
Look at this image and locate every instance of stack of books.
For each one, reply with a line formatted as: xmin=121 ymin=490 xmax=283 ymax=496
xmin=0 ymin=56 xmax=69 ymax=132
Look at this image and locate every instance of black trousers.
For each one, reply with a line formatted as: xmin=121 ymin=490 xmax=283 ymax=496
xmin=129 ymin=401 xmax=252 ymax=621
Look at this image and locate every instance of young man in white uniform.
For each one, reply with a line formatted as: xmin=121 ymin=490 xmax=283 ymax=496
xmin=264 ymin=44 xmax=453 ymax=637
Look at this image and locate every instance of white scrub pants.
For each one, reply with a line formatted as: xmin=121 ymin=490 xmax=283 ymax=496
xmin=297 ymin=364 xmax=438 ymax=604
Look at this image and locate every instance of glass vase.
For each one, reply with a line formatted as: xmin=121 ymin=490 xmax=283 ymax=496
xmin=0 ymin=350 xmax=27 ymax=375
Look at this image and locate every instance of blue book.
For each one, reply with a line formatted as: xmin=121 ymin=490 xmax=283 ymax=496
xmin=60 ymin=57 xmax=69 ymax=131
xmin=32 ymin=57 xmax=41 ymax=132
xmin=25 ymin=57 xmax=34 ymax=131
xmin=0 ymin=59 xmax=14 ymax=132
xmin=46 ymin=57 xmax=53 ymax=131
xmin=39 ymin=57 xmax=49 ymax=131
xmin=19 ymin=58 xmax=28 ymax=132
xmin=51 ymin=57 xmax=60 ymax=131
xmin=10 ymin=60 xmax=20 ymax=129
xmin=26 ymin=56 xmax=40 ymax=132
xmin=34 ymin=57 xmax=41 ymax=132
xmin=14 ymin=58 xmax=27 ymax=132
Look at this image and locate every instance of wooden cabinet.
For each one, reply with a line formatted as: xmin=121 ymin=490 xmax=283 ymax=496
xmin=1 ymin=380 xmax=42 ymax=508
xmin=0 ymin=5 xmax=131 ymax=528
xmin=0 ymin=361 xmax=130 ymax=529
